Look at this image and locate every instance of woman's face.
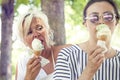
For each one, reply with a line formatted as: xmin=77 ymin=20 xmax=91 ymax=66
xmin=24 ymin=17 xmax=48 ymax=49
xmin=84 ymin=1 xmax=117 ymax=41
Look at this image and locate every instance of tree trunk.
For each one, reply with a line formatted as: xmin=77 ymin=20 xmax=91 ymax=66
xmin=41 ymin=0 xmax=65 ymax=45
xmin=0 ymin=0 xmax=14 ymax=80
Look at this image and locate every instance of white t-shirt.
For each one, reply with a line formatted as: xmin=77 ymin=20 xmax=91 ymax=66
xmin=17 ymin=50 xmax=54 ymax=80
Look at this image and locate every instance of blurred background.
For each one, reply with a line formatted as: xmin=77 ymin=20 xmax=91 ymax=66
xmin=0 ymin=0 xmax=120 ymax=80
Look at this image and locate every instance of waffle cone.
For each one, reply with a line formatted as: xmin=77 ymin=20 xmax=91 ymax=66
xmin=97 ymin=35 xmax=107 ymax=41
xmin=34 ymin=51 xmax=41 ymax=56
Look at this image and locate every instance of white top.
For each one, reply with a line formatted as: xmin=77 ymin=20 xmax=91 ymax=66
xmin=17 ymin=49 xmax=55 ymax=80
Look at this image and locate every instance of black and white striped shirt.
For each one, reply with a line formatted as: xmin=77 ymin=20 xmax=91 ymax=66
xmin=53 ymin=44 xmax=120 ymax=80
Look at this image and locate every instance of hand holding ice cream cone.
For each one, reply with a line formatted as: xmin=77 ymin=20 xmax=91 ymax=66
xmin=32 ymin=38 xmax=49 ymax=67
xmin=96 ymin=24 xmax=111 ymax=53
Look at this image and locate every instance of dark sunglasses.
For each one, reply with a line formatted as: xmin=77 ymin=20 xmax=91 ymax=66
xmin=85 ymin=12 xmax=116 ymax=24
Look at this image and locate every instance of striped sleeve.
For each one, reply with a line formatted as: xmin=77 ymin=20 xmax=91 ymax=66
xmin=53 ymin=45 xmax=82 ymax=80
xmin=53 ymin=48 xmax=71 ymax=80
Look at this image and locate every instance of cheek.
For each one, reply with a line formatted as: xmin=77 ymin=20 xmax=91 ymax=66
xmin=107 ymin=22 xmax=116 ymax=33
xmin=86 ymin=22 xmax=96 ymax=32
xmin=85 ymin=22 xmax=98 ymax=38
xmin=110 ymin=26 xmax=116 ymax=34
xmin=44 ymin=32 xmax=49 ymax=41
xmin=42 ymin=29 xmax=48 ymax=38
xmin=24 ymin=36 xmax=33 ymax=48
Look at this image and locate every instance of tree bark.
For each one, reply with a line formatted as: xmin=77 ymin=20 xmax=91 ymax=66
xmin=41 ymin=0 xmax=65 ymax=45
xmin=0 ymin=0 xmax=14 ymax=80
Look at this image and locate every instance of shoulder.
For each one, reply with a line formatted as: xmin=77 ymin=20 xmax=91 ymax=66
xmin=57 ymin=44 xmax=82 ymax=59
xmin=116 ymin=49 xmax=120 ymax=56
xmin=53 ymin=44 xmax=72 ymax=61
xmin=55 ymin=44 xmax=72 ymax=50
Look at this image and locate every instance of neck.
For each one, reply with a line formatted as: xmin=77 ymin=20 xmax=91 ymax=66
xmin=41 ymin=46 xmax=53 ymax=59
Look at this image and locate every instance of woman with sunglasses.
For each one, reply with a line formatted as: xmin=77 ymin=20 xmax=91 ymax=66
xmin=53 ymin=0 xmax=120 ymax=80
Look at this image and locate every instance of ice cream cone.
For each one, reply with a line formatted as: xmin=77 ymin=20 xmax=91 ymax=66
xmin=96 ymin=24 xmax=111 ymax=53
xmin=32 ymin=38 xmax=50 ymax=67
xmin=34 ymin=51 xmax=41 ymax=56
xmin=96 ymin=24 xmax=111 ymax=41
xmin=97 ymin=35 xmax=107 ymax=41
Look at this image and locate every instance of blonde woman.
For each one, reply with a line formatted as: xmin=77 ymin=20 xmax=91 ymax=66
xmin=15 ymin=10 xmax=71 ymax=80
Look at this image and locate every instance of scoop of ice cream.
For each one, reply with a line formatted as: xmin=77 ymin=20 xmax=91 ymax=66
xmin=96 ymin=24 xmax=111 ymax=54
xmin=96 ymin=24 xmax=111 ymax=41
xmin=32 ymin=38 xmax=44 ymax=51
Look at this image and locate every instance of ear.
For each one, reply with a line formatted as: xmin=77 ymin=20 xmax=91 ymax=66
xmin=115 ymin=19 xmax=119 ymax=25
xmin=83 ymin=21 xmax=88 ymax=28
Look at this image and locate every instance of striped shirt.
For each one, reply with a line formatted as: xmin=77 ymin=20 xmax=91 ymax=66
xmin=53 ymin=44 xmax=120 ymax=80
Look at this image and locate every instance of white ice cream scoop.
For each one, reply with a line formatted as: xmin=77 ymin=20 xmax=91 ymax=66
xmin=32 ymin=38 xmax=44 ymax=51
xmin=32 ymin=38 xmax=44 ymax=56
xmin=96 ymin=24 xmax=111 ymax=41
xmin=96 ymin=24 xmax=111 ymax=53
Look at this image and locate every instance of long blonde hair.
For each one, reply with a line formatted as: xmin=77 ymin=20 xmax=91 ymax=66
xmin=17 ymin=10 xmax=55 ymax=47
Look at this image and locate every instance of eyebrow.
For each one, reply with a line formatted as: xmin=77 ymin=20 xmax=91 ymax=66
xmin=89 ymin=11 xmax=114 ymax=14
xmin=30 ymin=24 xmax=43 ymax=30
xmin=103 ymin=11 xmax=114 ymax=14
xmin=88 ymin=12 xmax=99 ymax=16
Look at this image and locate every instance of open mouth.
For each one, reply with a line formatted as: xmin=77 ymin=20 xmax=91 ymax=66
xmin=40 ymin=40 xmax=44 ymax=44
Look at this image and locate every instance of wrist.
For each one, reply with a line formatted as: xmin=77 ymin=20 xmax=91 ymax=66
xmin=78 ymin=66 xmax=95 ymax=80
xmin=24 ymin=76 xmax=31 ymax=80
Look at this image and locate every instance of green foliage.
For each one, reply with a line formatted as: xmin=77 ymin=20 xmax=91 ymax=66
xmin=15 ymin=0 xmax=29 ymax=11
xmin=31 ymin=0 xmax=41 ymax=7
xmin=65 ymin=0 xmax=88 ymax=26
xmin=116 ymin=0 xmax=120 ymax=8
xmin=0 ymin=0 xmax=1 ymax=4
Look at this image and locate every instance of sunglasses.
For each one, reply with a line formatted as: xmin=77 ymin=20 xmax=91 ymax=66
xmin=85 ymin=12 xmax=116 ymax=24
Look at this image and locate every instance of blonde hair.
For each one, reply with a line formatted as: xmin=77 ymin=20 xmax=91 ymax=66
xmin=17 ymin=10 xmax=55 ymax=47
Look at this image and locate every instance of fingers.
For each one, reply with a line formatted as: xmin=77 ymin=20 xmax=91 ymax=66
xmin=87 ymin=46 xmax=105 ymax=71
xmin=27 ymin=57 xmax=41 ymax=70
xmin=25 ymin=56 xmax=41 ymax=80
xmin=89 ymin=46 xmax=105 ymax=60
xmin=91 ymin=53 xmax=104 ymax=65
xmin=30 ymin=63 xmax=41 ymax=79
xmin=96 ymin=53 xmax=105 ymax=64
xmin=31 ymin=58 xmax=41 ymax=70
xmin=27 ymin=56 xmax=37 ymax=65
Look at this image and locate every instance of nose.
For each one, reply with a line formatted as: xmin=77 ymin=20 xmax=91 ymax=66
xmin=98 ymin=16 xmax=104 ymax=24
xmin=33 ymin=29 xmax=39 ymax=38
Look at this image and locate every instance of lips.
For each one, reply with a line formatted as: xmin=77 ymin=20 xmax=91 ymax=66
xmin=38 ymin=37 xmax=45 ymax=45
